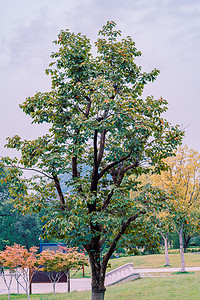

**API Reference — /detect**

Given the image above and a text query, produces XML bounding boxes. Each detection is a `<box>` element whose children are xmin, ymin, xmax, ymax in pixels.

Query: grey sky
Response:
<box><xmin>0</xmin><ymin>0</ymin><xmax>200</xmax><ymax>158</ymax></box>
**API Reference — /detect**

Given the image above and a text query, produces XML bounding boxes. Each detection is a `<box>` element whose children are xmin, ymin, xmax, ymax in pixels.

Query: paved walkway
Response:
<box><xmin>134</xmin><ymin>266</ymin><xmax>200</xmax><ymax>278</ymax></box>
<box><xmin>1</xmin><ymin>267</ymin><xmax>200</xmax><ymax>294</ymax></box>
<box><xmin>0</xmin><ymin>276</ymin><xmax>91</xmax><ymax>294</ymax></box>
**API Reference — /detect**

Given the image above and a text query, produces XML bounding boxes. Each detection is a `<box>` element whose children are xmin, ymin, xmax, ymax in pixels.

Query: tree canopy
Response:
<box><xmin>151</xmin><ymin>145</ymin><xmax>200</xmax><ymax>271</ymax></box>
<box><xmin>0</xmin><ymin>166</ymin><xmax>43</xmax><ymax>250</ymax></box>
<box><xmin>2</xmin><ymin>21</ymin><xmax>184</xmax><ymax>299</ymax></box>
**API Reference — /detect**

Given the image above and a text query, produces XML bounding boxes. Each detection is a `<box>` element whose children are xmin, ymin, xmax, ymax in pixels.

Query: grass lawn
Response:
<box><xmin>71</xmin><ymin>252</ymin><xmax>200</xmax><ymax>278</ymax></box>
<box><xmin>0</xmin><ymin>273</ymin><xmax>200</xmax><ymax>299</ymax></box>
<box><xmin>107</xmin><ymin>252</ymin><xmax>200</xmax><ymax>271</ymax></box>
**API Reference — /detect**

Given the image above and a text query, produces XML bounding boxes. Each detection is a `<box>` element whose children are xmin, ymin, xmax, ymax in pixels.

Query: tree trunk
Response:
<box><xmin>92</xmin><ymin>287</ymin><xmax>105</xmax><ymax>300</ymax></box>
<box><xmin>169</xmin><ymin>237</ymin><xmax>172</xmax><ymax>249</ymax></box>
<box><xmin>90</xmin><ymin>264</ymin><xmax>106</xmax><ymax>300</ymax></box>
<box><xmin>183</xmin><ymin>231</ymin><xmax>191</xmax><ymax>253</ymax></box>
<box><xmin>53</xmin><ymin>282</ymin><xmax>56</xmax><ymax>296</ymax></box>
<box><xmin>17</xmin><ymin>280</ymin><xmax>19</xmax><ymax>295</ymax></box>
<box><xmin>161</xmin><ymin>232</ymin><xmax>170</xmax><ymax>266</ymax></box>
<box><xmin>89</xmin><ymin>251</ymin><xmax>106</xmax><ymax>300</ymax></box>
<box><xmin>177</xmin><ymin>226</ymin><xmax>185</xmax><ymax>272</ymax></box>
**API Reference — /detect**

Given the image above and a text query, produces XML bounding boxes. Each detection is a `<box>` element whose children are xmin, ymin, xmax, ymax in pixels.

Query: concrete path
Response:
<box><xmin>1</xmin><ymin>267</ymin><xmax>200</xmax><ymax>294</ymax></box>
<box><xmin>134</xmin><ymin>266</ymin><xmax>200</xmax><ymax>278</ymax></box>
<box><xmin>0</xmin><ymin>277</ymin><xmax>91</xmax><ymax>294</ymax></box>
<box><xmin>135</xmin><ymin>266</ymin><xmax>200</xmax><ymax>272</ymax></box>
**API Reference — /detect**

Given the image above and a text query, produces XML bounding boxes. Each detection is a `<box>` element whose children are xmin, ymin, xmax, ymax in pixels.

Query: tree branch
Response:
<box><xmin>116</xmin><ymin>161</ymin><xmax>139</xmax><ymax>185</ymax></box>
<box><xmin>94</xmin><ymin>130</ymin><xmax>98</xmax><ymax>169</ymax></box>
<box><xmin>72</xmin><ymin>156</ymin><xmax>78</xmax><ymax>178</ymax></box>
<box><xmin>101</xmin><ymin>160</ymin><xmax>139</xmax><ymax>211</ymax></box>
<box><xmin>101</xmin><ymin>190</ymin><xmax>114</xmax><ymax>211</ymax></box>
<box><xmin>84</xmin><ymin>96</ymin><xmax>91</xmax><ymax>118</ymax></box>
<box><xmin>3</xmin><ymin>164</ymin><xmax>53</xmax><ymax>180</ymax></box>
<box><xmin>90</xmin><ymin>130</ymin><xmax>98</xmax><ymax>193</ymax></box>
<box><xmin>52</xmin><ymin>173</ymin><xmax>68</xmax><ymax>211</ymax></box>
<box><xmin>72</xmin><ymin>128</ymin><xmax>80</xmax><ymax>179</ymax></box>
<box><xmin>101</xmin><ymin>209</ymin><xmax>146</xmax><ymax>270</ymax></box>
<box><xmin>97</xmin><ymin>129</ymin><xmax>107</xmax><ymax>166</ymax></box>
<box><xmin>98</xmin><ymin>152</ymin><xmax>132</xmax><ymax>180</ymax></box>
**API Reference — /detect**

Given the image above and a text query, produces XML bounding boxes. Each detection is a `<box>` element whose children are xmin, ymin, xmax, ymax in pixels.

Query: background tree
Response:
<box><xmin>0</xmin><ymin>255</ymin><xmax>13</xmax><ymax>300</ymax></box>
<box><xmin>125</xmin><ymin>214</ymin><xmax>161</xmax><ymax>256</ymax></box>
<box><xmin>2</xmin><ymin>21</ymin><xmax>183</xmax><ymax>300</ymax></box>
<box><xmin>0</xmin><ymin>244</ymin><xmax>38</xmax><ymax>300</ymax></box>
<box><xmin>37</xmin><ymin>246</ymin><xmax>87</xmax><ymax>295</ymax></box>
<box><xmin>155</xmin><ymin>211</ymin><xmax>175</xmax><ymax>266</ymax></box>
<box><xmin>0</xmin><ymin>166</ymin><xmax>43</xmax><ymax>250</ymax></box>
<box><xmin>151</xmin><ymin>145</ymin><xmax>200</xmax><ymax>272</ymax></box>
<box><xmin>182</xmin><ymin>209</ymin><xmax>200</xmax><ymax>252</ymax></box>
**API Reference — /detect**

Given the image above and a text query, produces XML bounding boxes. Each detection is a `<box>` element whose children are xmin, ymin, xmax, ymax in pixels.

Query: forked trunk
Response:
<box><xmin>177</xmin><ymin>226</ymin><xmax>185</xmax><ymax>272</ymax></box>
<box><xmin>161</xmin><ymin>232</ymin><xmax>170</xmax><ymax>266</ymax></box>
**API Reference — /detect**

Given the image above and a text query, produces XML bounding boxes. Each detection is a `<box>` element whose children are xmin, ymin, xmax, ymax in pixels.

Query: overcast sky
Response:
<box><xmin>0</xmin><ymin>0</ymin><xmax>200</xmax><ymax>158</ymax></box>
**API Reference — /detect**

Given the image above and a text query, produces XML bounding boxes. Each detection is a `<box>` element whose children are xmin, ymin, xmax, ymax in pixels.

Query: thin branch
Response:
<box><xmin>98</xmin><ymin>152</ymin><xmax>132</xmax><ymax>179</ymax></box>
<box><xmin>52</xmin><ymin>173</ymin><xmax>68</xmax><ymax>211</ymax></box>
<box><xmin>101</xmin><ymin>189</ymin><xmax>114</xmax><ymax>211</ymax></box>
<box><xmin>3</xmin><ymin>164</ymin><xmax>53</xmax><ymax>180</ymax></box>
<box><xmin>101</xmin><ymin>160</ymin><xmax>139</xmax><ymax>211</ymax></box>
<box><xmin>90</xmin><ymin>130</ymin><xmax>98</xmax><ymax>193</ymax></box>
<box><xmin>74</xmin><ymin>104</ymin><xmax>86</xmax><ymax>116</ymax></box>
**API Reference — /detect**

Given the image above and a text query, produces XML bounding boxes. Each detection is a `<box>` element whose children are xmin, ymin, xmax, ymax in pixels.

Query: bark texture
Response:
<box><xmin>161</xmin><ymin>232</ymin><xmax>170</xmax><ymax>266</ymax></box>
<box><xmin>177</xmin><ymin>226</ymin><xmax>186</xmax><ymax>272</ymax></box>
<box><xmin>90</xmin><ymin>256</ymin><xmax>106</xmax><ymax>300</ymax></box>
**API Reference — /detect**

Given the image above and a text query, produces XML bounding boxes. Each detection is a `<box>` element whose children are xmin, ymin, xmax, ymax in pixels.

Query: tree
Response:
<box><xmin>0</xmin><ymin>191</ymin><xmax>42</xmax><ymax>251</ymax></box>
<box><xmin>182</xmin><ymin>209</ymin><xmax>200</xmax><ymax>252</ymax></box>
<box><xmin>37</xmin><ymin>246</ymin><xmax>87</xmax><ymax>296</ymax></box>
<box><xmin>0</xmin><ymin>201</ymin><xmax>43</xmax><ymax>250</ymax></box>
<box><xmin>156</xmin><ymin>211</ymin><xmax>174</xmax><ymax>266</ymax></box>
<box><xmin>151</xmin><ymin>145</ymin><xmax>200</xmax><ymax>272</ymax></box>
<box><xmin>0</xmin><ymin>165</ymin><xmax>43</xmax><ymax>250</ymax></box>
<box><xmin>125</xmin><ymin>215</ymin><xmax>161</xmax><ymax>255</ymax></box>
<box><xmin>0</xmin><ymin>255</ymin><xmax>13</xmax><ymax>300</ymax></box>
<box><xmin>0</xmin><ymin>244</ymin><xmax>38</xmax><ymax>300</ymax></box>
<box><xmin>2</xmin><ymin>21</ymin><xmax>183</xmax><ymax>299</ymax></box>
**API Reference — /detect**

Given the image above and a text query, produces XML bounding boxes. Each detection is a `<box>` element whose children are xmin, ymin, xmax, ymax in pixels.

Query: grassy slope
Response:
<box><xmin>106</xmin><ymin>252</ymin><xmax>200</xmax><ymax>271</ymax></box>
<box><xmin>72</xmin><ymin>252</ymin><xmax>200</xmax><ymax>278</ymax></box>
<box><xmin>1</xmin><ymin>274</ymin><xmax>200</xmax><ymax>299</ymax></box>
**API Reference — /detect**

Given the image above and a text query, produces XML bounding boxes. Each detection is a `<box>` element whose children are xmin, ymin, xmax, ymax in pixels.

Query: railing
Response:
<box><xmin>105</xmin><ymin>263</ymin><xmax>133</xmax><ymax>278</ymax></box>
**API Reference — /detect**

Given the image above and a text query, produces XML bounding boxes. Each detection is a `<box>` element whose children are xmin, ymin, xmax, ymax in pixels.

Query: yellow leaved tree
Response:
<box><xmin>151</xmin><ymin>145</ymin><xmax>200</xmax><ymax>272</ymax></box>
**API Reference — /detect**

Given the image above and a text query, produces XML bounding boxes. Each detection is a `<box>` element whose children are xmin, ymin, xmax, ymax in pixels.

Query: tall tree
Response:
<box><xmin>0</xmin><ymin>166</ymin><xmax>43</xmax><ymax>250</ymax></box>
<box><xmin>151</xmin><ymin>145</ymin><xmax>200</xmax><ymax>272</ymax></box>
<box><xmin>156</xmin><ymin>212</ymin><xmax>174</xmax><ymax>266</ymax></box>
<box><xmin>2</xmin><ymin>22</ymin><xmax>183</xmax><ymax>299</ymax></box>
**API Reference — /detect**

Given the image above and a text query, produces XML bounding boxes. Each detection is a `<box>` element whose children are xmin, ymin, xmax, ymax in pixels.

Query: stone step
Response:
<box><xmin>104</xmin><ymin>263</ymin><xmax>140</xmax><ymax>287</ymax></box>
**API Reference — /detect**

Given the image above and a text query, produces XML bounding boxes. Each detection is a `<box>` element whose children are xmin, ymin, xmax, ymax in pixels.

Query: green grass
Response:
<box><xmin>65</xmin><ymin>252</ymin><xmax>200</xmax><ymax>278</ymax></box>
<box><xmin>105</xmin><ymin>274</ymin><xmax>200</xmax><ymax>299</ymax></box>
<box><xmin>172</xmin><ymin>271</ymin><xmax>195</xmax><ymax>275</ymax></box>
<box><xmin>106</xmin><ymin>252</ymin><xmax>200</xmax><ymax>271</ymax></box>
<box><xmin>1</xmin><ymin>273</ymin><xmax>200</xmax><ymax>299</ymax></box>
